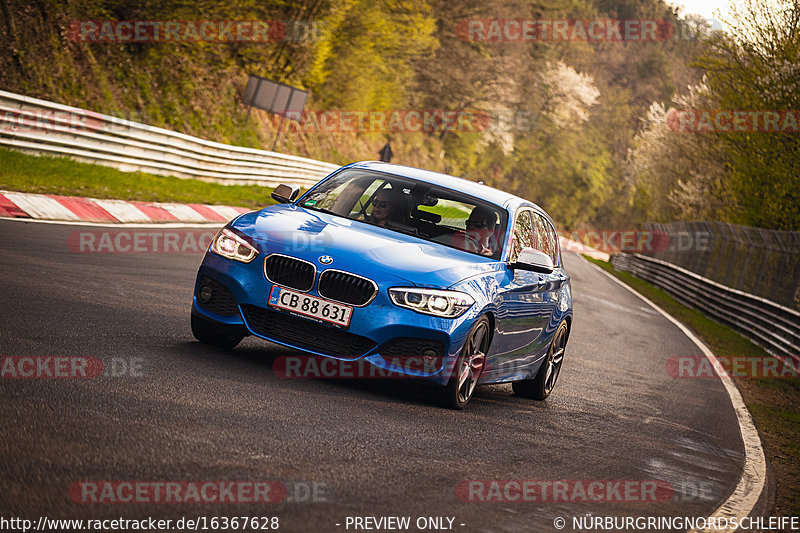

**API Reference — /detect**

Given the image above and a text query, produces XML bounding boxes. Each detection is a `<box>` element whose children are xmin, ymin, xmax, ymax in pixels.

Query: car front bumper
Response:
<box><xmin>192</xmin><ymin>252</ymin><xmax>483</xmax><ymax>386</ymax></box>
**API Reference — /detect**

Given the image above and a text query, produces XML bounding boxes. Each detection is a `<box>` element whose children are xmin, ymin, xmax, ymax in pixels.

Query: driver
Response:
<box><xmin>464</xmin><ymin>206</ymin><xmax>498</xmax><ymax>256</ymax></box>
<box><xmin>368</xmin><ymin>187</ymin><xmax>406</xmax><ymax>228</ymax></box>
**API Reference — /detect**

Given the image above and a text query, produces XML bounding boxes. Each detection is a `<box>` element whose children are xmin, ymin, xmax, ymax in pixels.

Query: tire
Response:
<box><xmin>512</xmin><ymin>320</ymin><xmax>568</xmax><ymax>400</ymax></box>
<box><xmin>191</xmin><ymin>311</ymin><xmax>245</xmax><ymax>349</ymax></box>
<box><xmin>441</xmin><ymin>316</ymin><xmax>491</xmax><ymax>410</ymax></box>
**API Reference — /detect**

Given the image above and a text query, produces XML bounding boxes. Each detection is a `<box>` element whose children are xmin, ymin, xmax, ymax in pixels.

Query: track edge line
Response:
<box><xmin>582</xmin><ymin>256</ymin><xmax>767</xmax><ymax>533</ymax></box>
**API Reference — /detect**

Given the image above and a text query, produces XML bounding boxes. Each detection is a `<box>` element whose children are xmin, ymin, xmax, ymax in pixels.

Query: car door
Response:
<box><xmin>487</xmin><ymin>208</ymin><xmax>555</xmax><ymax>379</ymax></box>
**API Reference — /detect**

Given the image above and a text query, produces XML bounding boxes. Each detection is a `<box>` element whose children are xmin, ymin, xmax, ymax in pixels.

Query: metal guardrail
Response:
<box><xmin>643</xmin><ymin>221</ymin><xmax>800</xmax><ymax>311</ymax></box>
<box><xmin>0</xmin><ymin>89</ymin><xmax>340</xmax><ymax>187</ymax></box>
<box><xmin>611</xmin><ymin>253</ymin><xmax>800</xmax><ymax>363</ymax></box>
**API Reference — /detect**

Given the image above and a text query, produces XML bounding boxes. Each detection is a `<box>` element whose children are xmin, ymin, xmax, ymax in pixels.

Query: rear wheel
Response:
<box><xmin>512</xmin><ymin>320</ymin><xmax>568</xmax><ymax>400</ymax></box>
<box><xmin>191</xmin><ymin>311</ymin><xmax>245</xmax><ymax>349</ymax></box>
<box><xmin>441</xmin><ymin>317</ymin><xmax>490</xmax><ymax>410</ymax></box>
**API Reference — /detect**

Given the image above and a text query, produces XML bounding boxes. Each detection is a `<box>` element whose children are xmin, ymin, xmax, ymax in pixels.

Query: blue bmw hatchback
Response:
<box><xmin>191</xmin><ymin>161</ymin><xmax>573</xmax><ymax>408</ymax></box>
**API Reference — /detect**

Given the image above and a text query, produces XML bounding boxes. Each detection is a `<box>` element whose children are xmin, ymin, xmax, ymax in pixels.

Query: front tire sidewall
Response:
<box><xmin>442</xmin><ymin>316</ymin><xmax>490</xmax><ymax>410</ymax></box>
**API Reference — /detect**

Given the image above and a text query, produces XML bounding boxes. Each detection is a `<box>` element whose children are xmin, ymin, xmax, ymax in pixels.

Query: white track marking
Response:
<box><xmin>205</xmin><ymin>205</ymin><xmax>242</xmax><ymax>221</ymax></box>
<box><xmin>0</xmin><ymin>216</ymin><xmax>223</xmax><ymax>228</ymax></box>
<box><xmin>2</xmin><ymin>192</ymin><xmax>81</xmax><ymax>221</ymax></box>
<box><xmin>158</xmin><ymin>203</ymin><xmax>209</xmax><ymax>223</ymax></box>
<box><xmin>584</xmin><ymin>257</ymin><xmax>766</xmax><ymax>533</ymax></box>
<box><xmin>90</xmin><ymin>199</ymin><xmax>152</xmax><ymax>223</ymax></box>
<box><xmin>0</xmin><ymin>190</ymin><xmax>246</xmax><ymax>225</ymax></box>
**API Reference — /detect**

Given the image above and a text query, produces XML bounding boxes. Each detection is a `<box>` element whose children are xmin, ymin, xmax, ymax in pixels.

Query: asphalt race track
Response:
<box><xmin>0</xmin><ymin>219</ymin><xmax>757</xmax><ymax>532</ymax></box>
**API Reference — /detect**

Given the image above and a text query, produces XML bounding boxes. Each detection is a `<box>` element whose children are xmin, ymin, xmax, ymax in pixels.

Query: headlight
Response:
<box><xmin>388</xmin><ymin>288</ymin><xmax>474</xmax><ymax>318</ymax></box>
<box><xmin>210</xmin><ymin>228</ymin><xmax>258</xmax><ymax>263</ymax></box>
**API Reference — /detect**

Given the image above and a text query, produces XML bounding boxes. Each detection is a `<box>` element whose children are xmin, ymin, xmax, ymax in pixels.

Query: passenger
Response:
<box><xmin>368</xmin><ymin>187</ymin><xmax>406</xmax><ymax>228</ymax></box>
<box><xmin>464</xmin><ymin>206</ymin><xmax>498</xmax><ymax>256</ymax></box>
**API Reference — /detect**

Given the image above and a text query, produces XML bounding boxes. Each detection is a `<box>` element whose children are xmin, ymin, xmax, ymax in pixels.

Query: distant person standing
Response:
<box><xmin>379</xmin><ymin>141</ymin><xmax>393</xmax><ymax>163</ymax></box>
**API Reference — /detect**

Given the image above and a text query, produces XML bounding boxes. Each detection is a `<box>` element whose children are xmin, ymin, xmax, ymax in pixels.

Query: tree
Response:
<box><xmin>304</xmin><ymin>0</ymin><xmax>437</xmax><ymax>111</ymax></box>
<box><xmin>694</xmin><ymin>0</ymin><xmax>800</xmax><ymax>229</ymax></box>
<box><xmin>628</xmin><ymin>85</ymin><xmax>732</xmax><ymax>222</ymax></box>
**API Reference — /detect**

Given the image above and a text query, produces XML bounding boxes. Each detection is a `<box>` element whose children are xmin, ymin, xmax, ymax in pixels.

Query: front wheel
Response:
<box><xmin>512</xmin><ymin>320</ymin><xmax>568</xmax><ymax>400</ymax></box>
<box><xmin>191</xmin><ymin>311</ymin><xmax>245</xmax><ymax>349</ymax></box>
<box><xmin>441</xmin><ymin>317</ymin><xmax>490</xmax><ymax>410</ymax></box>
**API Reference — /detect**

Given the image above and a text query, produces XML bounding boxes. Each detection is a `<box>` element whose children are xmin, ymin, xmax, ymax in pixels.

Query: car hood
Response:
<box><xmin>234</xmin><ymin>205</ymin><xmax>502</xmax><ymax>287</ymax></box>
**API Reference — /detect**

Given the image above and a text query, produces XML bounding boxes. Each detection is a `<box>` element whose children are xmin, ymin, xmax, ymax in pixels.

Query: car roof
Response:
<box><xmin>342</xmin><ymin>161</ymin><xmax>536</xmax><ymax>213</ymax></box>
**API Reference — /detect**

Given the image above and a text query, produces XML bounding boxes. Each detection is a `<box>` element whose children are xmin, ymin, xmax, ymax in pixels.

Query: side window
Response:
<box><xmin>533</xmin><ymin>213</ymin><xmax>559</xmax><ymax>266</ymax></box>
<box><xmin>510</xmin><ymin>210</ymin><xmax>534</xmax><ymax>263</ymax></box>
<box><xmin>547</xmin><ymin>220</ymin><xmax>560</xmax><ymax>266</ymax></box>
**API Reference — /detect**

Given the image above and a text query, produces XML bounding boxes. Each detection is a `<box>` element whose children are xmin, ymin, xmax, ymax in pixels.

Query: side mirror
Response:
<box><xmin>510</xmin><ymin>247</ymin><xmax>554</xmax><ymax>274</ymax></box>
<box><xmin>271</xmin><ymin>184</ymin><xmax>300</xmax><ymax>203</ymax></box>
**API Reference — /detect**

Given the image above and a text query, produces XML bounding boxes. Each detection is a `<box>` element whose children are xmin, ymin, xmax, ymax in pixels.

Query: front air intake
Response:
<box><xmin>264</xmin><ymin>254</ymin><xmax>316</xmax><ymax>292</ymax></box>
<box><xmin>317</xmin><ymin>270</ymin><xmax>378</xmax><ymax>307</ymax></box>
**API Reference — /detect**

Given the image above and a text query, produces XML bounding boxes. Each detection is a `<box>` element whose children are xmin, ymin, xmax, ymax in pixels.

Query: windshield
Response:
<box><xmin>297</xmin><ymin>170</ymin><xmax>508</xmax><ymax>259</ymax></box>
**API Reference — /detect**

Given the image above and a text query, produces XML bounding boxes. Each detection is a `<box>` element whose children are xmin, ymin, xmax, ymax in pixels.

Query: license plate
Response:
<box><xmin>268</xmin><ymin>286</ymin><xmax>353</xmax><ymax>327</ymax></box>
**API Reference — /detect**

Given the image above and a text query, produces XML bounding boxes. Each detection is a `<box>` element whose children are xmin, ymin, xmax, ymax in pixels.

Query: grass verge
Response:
<box><xmin>585</xmin><ymin>255</ymin><xmax>800</xmax><ymax>516</ymax></box>
<box><xmin>0</xmin><ymin>147</ymin><xmax>278</xmax><ymax>209</ymax></box>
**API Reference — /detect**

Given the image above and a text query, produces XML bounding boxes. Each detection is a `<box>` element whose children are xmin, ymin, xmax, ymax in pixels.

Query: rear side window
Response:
<box><xmin>546</xmin><ymin>218</ymin><xmax>560</xmax><ymax>266</ymax></box>
<box><xmin>533</xmin><ymin>213</ymin><xmax>558</xmax><ymax>265</ymax></box>
<box><xmin>533</xmin><ymin>213</ymin><xmax>555</xmax><ymax>264</ymax></box>
<box><xmin>510</xmin><ymin>210</ymin><xmax>534</xmax><ymax>263</ymax></box>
